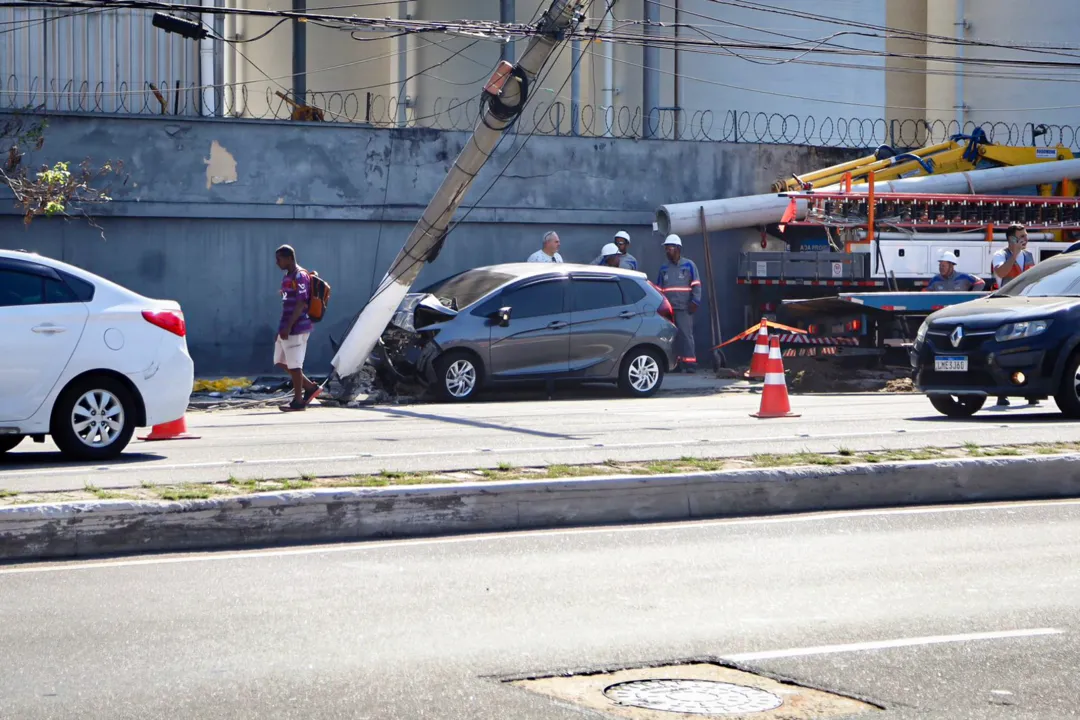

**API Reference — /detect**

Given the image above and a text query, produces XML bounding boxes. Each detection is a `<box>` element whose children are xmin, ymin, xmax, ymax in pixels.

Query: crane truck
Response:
<box><xmin>655</xmin><ymin>131</ymin><xmax>1080</xmax><ymax>365</ymax></box>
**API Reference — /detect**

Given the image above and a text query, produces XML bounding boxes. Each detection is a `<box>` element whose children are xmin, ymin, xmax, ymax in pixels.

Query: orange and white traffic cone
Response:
<box><xmin>744</xmin><ymin>319</ymin><xmax>770</xmax><ymax>380</ymax></box>
<box><xmin>138</xmin><ymin>415</ymin><xmax>200</xmax><ymax>441</ymax></box>
<box><xmin>750</xmin><ymin>337</ymin><xmax>800</xmax><ymax>419</ymax></box>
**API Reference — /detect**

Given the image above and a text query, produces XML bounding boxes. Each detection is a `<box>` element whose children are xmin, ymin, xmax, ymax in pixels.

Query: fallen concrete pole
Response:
<box><xmin>3</xmin><ymin>454</ymin><xmax>1080</xmax><ymax>561</ymax></box>
<box><xmin>656</xmin><ymin>157</ymin><xmax>1080</xmax><ymax>237</ymax></box>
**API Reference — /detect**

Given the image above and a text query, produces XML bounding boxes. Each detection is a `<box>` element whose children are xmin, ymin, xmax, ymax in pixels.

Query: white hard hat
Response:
<box><xmin>601</xmin><ymin>242</ymin><xmax>620</xmax><ymax>257</ymax></box>
<box><xmin>939</xmin><ymin>251</ymin><xmax>958</xmax><ymax>264</ymax></box>
<box><xmin>663</xmin><ymin>234</ymin><xmax>682</xmax><ymax>247</ymax></box>
<box><xmin>614</xmin><ymin>230</ymin><xmax>630</xmax><ymax>242</ymax></box>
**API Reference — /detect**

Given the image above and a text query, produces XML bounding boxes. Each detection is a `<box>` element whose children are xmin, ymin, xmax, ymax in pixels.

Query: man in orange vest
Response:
<box><xmin>991</xmin><ymin>223</ymin><xmax>1039</xmax><ymax>408</ymax></box>
<box><xmin>992</xmin><ymin>223</ymin><xmax>1034</xmax><ymax>290</ymax></box>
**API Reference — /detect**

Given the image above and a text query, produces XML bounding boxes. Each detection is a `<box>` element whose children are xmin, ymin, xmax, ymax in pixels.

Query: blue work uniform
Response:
<box><xmin>926</xmin><ymin>271</ymin><xmax>984</xmax><ymax>292</ymax></box>
<box><xmin>656</xmin><ymin>257</ymin><xmax>702</xmax><ymax>367</ymax></box>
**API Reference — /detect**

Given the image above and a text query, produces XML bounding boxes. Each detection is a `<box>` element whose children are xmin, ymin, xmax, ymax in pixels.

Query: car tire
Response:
<box><xmin>51</xmin><ymin>376</ymin><xmax>137</xmax><ymax>460</ymax></box>
<box><xmin>1054</xmin><ymin>351</ymin><xmax>1080</xmax><ymax>418</ymax></box>
<box><xmin>434</xmin><ymin>351</ymin><xmax>482</xmax><ymax>403</ymax></box>
<box><xmin>619</xmin><ymin>347</ymin><xmax>665</xmax><ymax>398</ymax></box>
<box><xmin>928</xmin><ymin>394</ymin><xmax>986</xmax><ymax>418</ymax></box>
<box><xmin>0</xmin><ymin>435</ymin><xmax>24</xmax><ymax>454</ymax></box>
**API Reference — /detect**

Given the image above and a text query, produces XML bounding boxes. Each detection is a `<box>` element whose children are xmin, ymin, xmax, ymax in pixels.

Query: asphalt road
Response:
<box><xmin>3</xmin><ymin>387</ymin><xmax>1080</xmax><ymax>493</ymax></box>
<box><xmin>1</xmin><ymin>500</ymin><xmax>1078</xmax><ymax>719</ymax></box>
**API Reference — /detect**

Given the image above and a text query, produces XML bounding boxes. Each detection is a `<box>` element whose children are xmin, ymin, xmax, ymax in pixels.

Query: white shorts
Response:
<box><xmin>274</xmin><ymin>332</ymin><xmax>310</xmax><ymax>370</ymax></box>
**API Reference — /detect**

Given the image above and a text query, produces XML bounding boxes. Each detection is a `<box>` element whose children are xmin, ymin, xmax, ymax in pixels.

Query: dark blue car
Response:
<box><xmin>911</xmin><ymin>253</ymin><xmax>1080</xmax><ymax>417</ymax></box>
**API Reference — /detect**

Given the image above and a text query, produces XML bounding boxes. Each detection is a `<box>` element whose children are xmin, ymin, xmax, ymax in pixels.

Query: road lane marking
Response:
<box><xmin>724</xmin><ymin>628</ymin><xmax>1064</xmax><ymax>662</ymax></box>
<box><xmin>2</xmin><ymin>498</ymin><xmax>1079</xmax><ymax>575</ymax></box>
<box><xmin>10</xmin><ymin>423</ymin><xmax>1079</xmax><ymax>481</ymax></box>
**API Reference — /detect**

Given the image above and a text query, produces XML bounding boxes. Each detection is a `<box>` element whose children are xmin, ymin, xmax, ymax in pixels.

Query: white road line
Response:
<box><xmin>2</xmin><ymin>498</ymin><xmax>1079</xmax><ymax>575</ymax></box>
<box><xmin>724</xmin><ymin>628</ymin><xmax>1064</xmax><ymax>662</ymax></box>
<box><xmin>11</xmin><ymin>423</ymin><xmax>1069</xmax><ymax>480</ymax></box>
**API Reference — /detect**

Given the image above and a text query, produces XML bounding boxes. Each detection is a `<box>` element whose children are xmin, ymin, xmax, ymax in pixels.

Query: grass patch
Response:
<box><xmin>378</xmin><ymin>469</ymin><xmax>406</xmax><ymax>480</ymax></box>
<box><xmin>278</xmin><ymin>479</ymin><xmax>314</xmax><ymax>490</ymax></box>
<box><xmin>644</xmin><ymin>460</ymin><xmax>685</xmax><ymax>474</ymax></box>
<box><xmin>496</xmin><ymin>462</ymin><xmax>515</xmax><ymax>472</ymax></box>
<box><xmin>154</xmin><ymin>484</ymin><xmax>227</xmax><ymax>501</ymax></box>
<box><xmin>0</xmin><ymin>489</ymin><xmax>18</xmax><ymax>498</ymax></box>
<box><xmin>837</xmin><ymin>447</ymin><xmax>855</xmax><ymax>457</ymax></box>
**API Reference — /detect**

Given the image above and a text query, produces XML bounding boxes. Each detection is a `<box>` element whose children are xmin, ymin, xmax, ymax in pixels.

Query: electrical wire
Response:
<box><xmin>601</xmin><ymin>51</ymin><xmax>1080</xmax><ymax>113</ymax></box>
<box><xmin>364</xmin><ymin>0</ymin><xmax>605</xmax><ymax>309</ymax></box>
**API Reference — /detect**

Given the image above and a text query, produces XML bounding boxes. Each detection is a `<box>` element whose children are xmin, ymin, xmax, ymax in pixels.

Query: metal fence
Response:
<box><xmin>3</xmin><ymin>75</ymin><xmax>1079</xmax><ymax>150</ymax></box>
<box><xmin>0</xmin><ymin>4</ymin><xmax>202</xmax><ymax>116</ymax></box>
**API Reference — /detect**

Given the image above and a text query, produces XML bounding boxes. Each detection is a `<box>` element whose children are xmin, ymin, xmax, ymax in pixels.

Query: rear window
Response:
<box><xmin>58</xmin><ymin>271</ymin><xmax>96</xmax><ymax>302</ymax></box>
<box><xmin>619</xmin><ymin>278</ymin><xmax>646</xmax><ymax>304</ymax></box>
<box><xmin>572</xmin><ymin>278</ymin><xmax>624</xmax><ymax>312</ymax></box>
<box><xmin>420</xmin><ymin>269</ymin><xmax>515</xmax><ymax>310</ymax></box>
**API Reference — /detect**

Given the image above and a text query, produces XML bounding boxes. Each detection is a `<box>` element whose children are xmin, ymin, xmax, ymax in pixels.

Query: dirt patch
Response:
<box><xmin>777</xmin><ymin>357</ymin><xmax>913</xmax><ymax>394</ymax></box>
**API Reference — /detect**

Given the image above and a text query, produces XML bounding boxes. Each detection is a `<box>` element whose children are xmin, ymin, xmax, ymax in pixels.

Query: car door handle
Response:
<box><xmin>32</xmin><ymin>324</ymin><xmax>66</xmax><ymax>334</ymax></box>
<box><xmin>619</xmin><ymin>311</ymin><xmax>636</xmax><ymax>319</ymax></box>
<box><xmin>546</xmin><ymin>321</ymin><xmax>568</xmax><ymax>330</ymax></box>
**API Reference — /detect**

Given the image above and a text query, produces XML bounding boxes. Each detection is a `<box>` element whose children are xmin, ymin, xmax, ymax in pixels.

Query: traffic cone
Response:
<box><xmin>750</xmin><ymin>337</ymin><xmax>800</xmax><ymax>419</ymax></box>
<box><xmin>138</xmin><ymin>415</ymin><xmax>200</xmax><ymax>441</ymax></box>
<box><xmin>744</xmin><ymin>319</ymin><xmax>770</xmax><ymax>380</ymax></box>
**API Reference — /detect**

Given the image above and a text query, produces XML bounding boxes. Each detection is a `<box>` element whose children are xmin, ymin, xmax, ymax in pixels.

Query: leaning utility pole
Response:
<box><xmin>330</xmin><ymin>0</ymin><xmax>583</xmax><ymax>382</ymax></box>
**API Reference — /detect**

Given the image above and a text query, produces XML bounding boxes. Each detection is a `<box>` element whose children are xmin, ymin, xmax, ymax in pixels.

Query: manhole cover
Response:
<box><xmin>605</xmin><ymin>679</ymin><xmax>783</xmax><ymax>715</ymax></box>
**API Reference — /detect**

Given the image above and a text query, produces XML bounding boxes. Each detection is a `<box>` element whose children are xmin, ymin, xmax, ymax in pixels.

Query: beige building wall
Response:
<box><xmin>884</xmin><ymin>0</ymin><xmax>928</xmax><ymax>143</ymax></box>
<box><xmin>924</xmin><ymin>0</ymin><xmax>960</xmax><ymax>130</ymax></box>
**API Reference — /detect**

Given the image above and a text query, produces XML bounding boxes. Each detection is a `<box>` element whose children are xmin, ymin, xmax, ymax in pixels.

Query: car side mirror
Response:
<box><xmin>493</xmin><ymin>307</ymin><xmax>512</xmax><ymax>327</ymax></box>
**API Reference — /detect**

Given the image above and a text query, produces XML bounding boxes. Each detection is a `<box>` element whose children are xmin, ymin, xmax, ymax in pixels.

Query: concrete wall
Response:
<box><xmin>0</xmin><ymin>112</ymin><xmax>857</xmax><ymax>374</ymax></box>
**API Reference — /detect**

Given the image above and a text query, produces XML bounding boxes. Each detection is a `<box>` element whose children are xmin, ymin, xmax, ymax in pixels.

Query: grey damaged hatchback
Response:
<box><xmin>376</xmin><ymin>263</ymin><xmax>679</xmax><ymax>401</ymax></box>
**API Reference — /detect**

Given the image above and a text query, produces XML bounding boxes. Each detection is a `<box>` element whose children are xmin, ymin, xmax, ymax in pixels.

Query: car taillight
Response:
<box><xmin>649</xmin><ymin>281</ymin><xmax>676</xmax><ymax>324</ymax></box>
<box><xmin>143</xmin><ymin>310</ymin><xmax>186</xmax><ymax>337</ymax></box>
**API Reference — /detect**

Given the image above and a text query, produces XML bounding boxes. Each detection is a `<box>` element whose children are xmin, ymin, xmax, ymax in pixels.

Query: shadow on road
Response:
<box><xmin>369</xmin><ymin>406</ymin><xmax>582</xmax><ymax>440</ymax></box>
<box><xmin>0</xmin><ymin>451</ymin><xmax>165</xmax><ymax>471</ymax></box>
<box><xmin>905</xmin><ymin>410</ymin><xmax>1075</xmax><ymax>424</ymax></box>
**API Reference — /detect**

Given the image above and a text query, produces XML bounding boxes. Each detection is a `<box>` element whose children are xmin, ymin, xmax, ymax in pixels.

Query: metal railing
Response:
<box><xmin>3</xmin><ymin>75</ymin><xmax>1078</xmax><ymax>150</ymax></box>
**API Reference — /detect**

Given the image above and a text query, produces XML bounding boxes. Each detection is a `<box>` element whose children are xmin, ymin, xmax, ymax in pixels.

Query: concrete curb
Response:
<box><xmin>3</xmin><ymin>454</ymin><xmax>1080</xmax><ymax>561</ymax></box>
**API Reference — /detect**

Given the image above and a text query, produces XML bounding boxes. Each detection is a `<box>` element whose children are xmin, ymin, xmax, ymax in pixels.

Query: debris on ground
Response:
<box><xmin>766</xmin><ymin>357</ymin><xmax>914</xmax><ymax>394</ymax></box>
<box><xmin>316</xmin><ymin>365</ymin><xmax>425</xmax><ymax>407</ymax></box>
<box><xmin>883</xmin><ymin>377</ymin><xmax>916</xmax><ymax>393</ymax></box>
<box><xmin>192</xmin><ymin>377</ymin><xmax>252</xmax><ymax>393</ymax></box>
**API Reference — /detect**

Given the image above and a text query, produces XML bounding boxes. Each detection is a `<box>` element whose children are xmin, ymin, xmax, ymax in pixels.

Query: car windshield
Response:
<box><xmin>994</xmin><ymin>256</ymin><xmax>1080</xmax><ymax>297</ymax></box>
<box><xmin>418</xmin><ymin>269</ymin><xmax>515</xmax><ymax>310</ymax></box>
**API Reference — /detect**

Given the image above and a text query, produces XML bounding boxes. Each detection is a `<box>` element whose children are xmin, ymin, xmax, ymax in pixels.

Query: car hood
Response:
<box><xmin>927</xmin><ymin>295</ymin><xmax>1076</xmax><ymax>329</ymax></box>
<box><xmin>388</xmin><ymin>293</ymin><xmax>458</xmax><ymax>333</ymax></box>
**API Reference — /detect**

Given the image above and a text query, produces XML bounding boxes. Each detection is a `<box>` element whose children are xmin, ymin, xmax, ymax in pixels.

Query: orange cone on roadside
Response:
<box><xmin>750</xmin><ymin>337</ymin><xmax>800</xmax><ymax>419</ymax></box>
<box><xmin>744</xmin><ymin>319</ymin><xmax>770</xmax><ymax>380</ymax></box>
<box><xmin>138</xmin><ymin>415</ymin><xmax>200</xmax><ymax>441</ymax></box>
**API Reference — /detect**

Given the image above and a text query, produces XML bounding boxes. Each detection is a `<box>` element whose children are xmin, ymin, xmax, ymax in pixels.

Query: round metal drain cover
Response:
<box><xmin>604</xmin><ymin>679</ymin><xmax>783</xmax><ymax>715</ymax></box>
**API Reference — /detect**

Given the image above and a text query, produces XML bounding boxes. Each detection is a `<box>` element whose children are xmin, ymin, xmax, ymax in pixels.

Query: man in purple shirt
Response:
<box><xmin>274</xmin><ymin>245</ymin><xmax>319</xmax><ymax>411</ymax></box>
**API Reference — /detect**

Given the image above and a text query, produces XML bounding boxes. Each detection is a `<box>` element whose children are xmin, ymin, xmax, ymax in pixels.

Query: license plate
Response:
<box><xmin>935</xmin><ymin>356</ymin><xmax>968</xmax><ymax>372</ymax></box>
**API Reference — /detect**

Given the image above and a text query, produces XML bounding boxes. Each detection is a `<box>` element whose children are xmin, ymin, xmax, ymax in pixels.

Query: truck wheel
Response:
<box><xmin>0</xmin><ymin>435</ymin><xmax>24</xmax><ymax>454</ymax></box>
<box><xmin>619</xmin><ymin>347</ymin><xmax>665</xmax><ymax>398</ymax></box>
<box><xmin>928</xmin><ymin>394</ymin><xmax>986</xmax><ymax>418</ymax></box>
<box><xmin>434</xmin><ymin>351</ymin><xmax>482</xmax><ymax>402</ymax></box>
<box><xmin>1054</xmin><ymin>351</ymin><xmax>1080</xmax><ymax>418</ymax></box>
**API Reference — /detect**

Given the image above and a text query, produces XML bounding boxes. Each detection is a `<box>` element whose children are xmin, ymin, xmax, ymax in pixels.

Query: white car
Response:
<box><xmin>0</xmin><ymin>250</ymin><xmax>194</xmax><ymax>460</ymax></box>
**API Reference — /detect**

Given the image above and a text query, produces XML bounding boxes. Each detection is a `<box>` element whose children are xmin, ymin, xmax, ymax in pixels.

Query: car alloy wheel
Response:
<box><xmin>628</xmin><ymin>354</ymin><xmax>660</xmax><ymax>393</ymax></box>
<box><xmin>71</xmin><ymin>389</ymin><xmax>126</xmax><ymax>448</ymax></box>
<box><xmin>445</xmin><ymin>359</ymin><xmax>478</xmax><ymax>399</ymax></box>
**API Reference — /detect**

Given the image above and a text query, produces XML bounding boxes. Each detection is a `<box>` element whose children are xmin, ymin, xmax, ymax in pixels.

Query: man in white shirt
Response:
<box><xmin>527</xmin><ymin>231</ymin><xmax>563</xmax><ymax>263</ymax></box>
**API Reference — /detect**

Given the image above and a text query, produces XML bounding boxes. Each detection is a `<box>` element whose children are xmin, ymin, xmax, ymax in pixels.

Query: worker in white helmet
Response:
<box><xmin>594</xmin><ymin>243</ymin><xmax>622</xmax><ymax>268</ymax></box>
<box><xmin>656</xmin><ymin>234</ymin><xmax>702</xmax><ymax>372</ymax></box>
<box><xmin>925</xmin><ymin>251</ymin><xmax>985</xmax><ymax>292</ymax></box>
<box><xmin>591</xmin><ymin>230</ymin><xmax>638</xmax><ymax>269</ymax></box>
